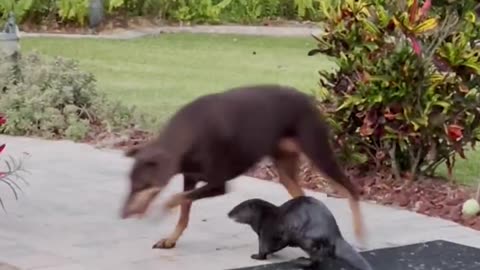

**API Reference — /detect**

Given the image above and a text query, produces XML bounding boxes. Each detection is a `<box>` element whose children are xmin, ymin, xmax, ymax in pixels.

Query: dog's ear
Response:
<box><xmin>133</xmin><ymin>143</ymin><xmax>170</xmax><ymax>164</ymax></box>
<box><xmin>125</xmin><ymin>145</ymin><xmax>143</xmax><ymax>158</ymax></box>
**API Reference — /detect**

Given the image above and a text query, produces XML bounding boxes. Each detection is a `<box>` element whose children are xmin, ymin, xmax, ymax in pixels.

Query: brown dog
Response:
<box><xmin>120</xmin><ymin>84</ymin><xmax>365</xmax><ymax>249</ymax></box>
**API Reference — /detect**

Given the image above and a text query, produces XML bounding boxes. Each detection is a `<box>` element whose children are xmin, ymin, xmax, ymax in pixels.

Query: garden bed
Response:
<box><xmin>247</xmin><ymin>160</ymin><xmax>480</xmax><ymax>231</ymax></box>
<box><xmin>19</xmin><ymin>16</ymin><xmax>318</xmax><ymax>36</ymax></box>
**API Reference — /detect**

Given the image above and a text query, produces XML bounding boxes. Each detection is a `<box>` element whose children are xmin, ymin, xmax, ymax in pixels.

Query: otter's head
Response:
<box><xmin>120</xmin><ymin>143</ymin><xmax>176</xmax><ymax>219</ymax></box>
<box><xmin>227</xmin><ymin>199</ymin><xmax>278</xmax><ymax>225</ymax></box>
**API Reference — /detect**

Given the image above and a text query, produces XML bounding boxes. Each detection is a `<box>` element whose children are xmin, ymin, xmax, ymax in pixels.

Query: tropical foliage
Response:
<box><xmin>0</xmin><ymin>114</ymin><xmax>28</xmax><ymax>211</ymax></box>
<box><xmin>309</xmin><ymin>0</ymin><xmax>480</xmax><ymax>181</ymax></box>
<box><xmin>0</xmin><ymin>0</ymin><xmax>323</xmax><ymax>25</ymax></box>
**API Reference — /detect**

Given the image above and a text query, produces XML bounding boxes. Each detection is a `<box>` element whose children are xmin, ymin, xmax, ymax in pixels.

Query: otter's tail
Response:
<box><xmin>334</xmin><ymin>238</ymin><xmax>373</xmax><ymax>270</ymax></box>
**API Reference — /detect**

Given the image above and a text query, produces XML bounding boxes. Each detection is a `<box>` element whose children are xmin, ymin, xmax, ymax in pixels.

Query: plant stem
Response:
<box><xmin>476</xmin><ymin>179</ymin><xmax>480</xmax><ymax>202</ymax></box>
<box><xmin>389</xmin><ymin>143</ymin><xmax>402</xmax><ymax>182</ymax></box>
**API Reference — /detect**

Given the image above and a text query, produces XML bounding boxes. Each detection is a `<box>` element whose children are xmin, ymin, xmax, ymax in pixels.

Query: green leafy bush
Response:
<box><xmin>218</xmin><ymin>0</ymin><xmax>320</xmax><ymax>23</ymax></box>
<box><xmin>0</xmin><ymin>115</ymin><xmax>29</xmax><ymax>211</ymax></box>
<box><xmin>221</xmin><ymin>0</ymin><xmax>264</xmax><ymax>23</ymax></box>
<box><xmin>0</xmin><ymin>0</ymin><xmax>324</xmax><ymax>27</ymax></box>
<box><xmin>0</xmin><ymin>0</ymin><xmax>123</xmax><ymax>25</ymax></box>
<box><xmin>0</xmin><ymin>0</ymin><xmax>35</xmax><ymax>22</ymax></box>
<box><xmin>309</xmin><ymin>0</ymin><xmax>480</xmax><ymax>181</ymax></box>
<box><xmin>168</xmin><ymin>0</ymin><xmax>233</xmax><ymax>24</ymax></box>
<box><xmin>0</xmin><ymin>52</ymin><xmax>143</xmax><ymax>141</ymax></box>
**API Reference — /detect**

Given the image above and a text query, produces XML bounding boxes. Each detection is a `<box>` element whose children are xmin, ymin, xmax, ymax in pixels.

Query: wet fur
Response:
<box><xmin>228</xmin><ymin>196</ymin><xmax>372</xmax><ymax>270</ymax></box>
<box><xmin>121</xmin><ymin>84</ymin><xmax>365</xmax><ymax>249</ymax></box>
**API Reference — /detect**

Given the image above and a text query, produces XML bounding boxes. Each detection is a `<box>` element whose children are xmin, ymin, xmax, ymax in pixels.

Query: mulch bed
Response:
<box><xmin>246</xmin><ymin>160</ymin><xmax>480</xmax><ymax>231</ymax></box>
<box><xmin>20</xmin><ymin>16</ymin><xmax>164</xmax><ymax>35</ymax></box>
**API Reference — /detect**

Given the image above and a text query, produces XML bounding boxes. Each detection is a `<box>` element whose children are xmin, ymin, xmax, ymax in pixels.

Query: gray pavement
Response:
<box><xmin>0</xmin><ymin>135</ymin><xmax>479</xmax><ymax>270</ymax></box>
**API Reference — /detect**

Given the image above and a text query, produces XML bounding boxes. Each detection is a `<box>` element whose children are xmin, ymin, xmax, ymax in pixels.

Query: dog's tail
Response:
<box><xmin>296</xmin><ymin>108</ymin><xmax>366</xmax><ymax>242</ymax></box>
<box><xmin>335</xmin><ymin>238</ymin><xmax>373</xmax><ymax>270</ymax></box>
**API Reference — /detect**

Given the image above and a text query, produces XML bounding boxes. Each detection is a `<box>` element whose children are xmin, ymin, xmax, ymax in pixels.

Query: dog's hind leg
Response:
<box><xmin>273</xmin><ymin>144</ymin><xmax>305</xmax><ymax>198</ymax></box>
<box><xmin>153</xmin><ymin>174</ymin><xmax>198</xmax><ymax>249</ymax></box>
<box><xmin>296</xmin><ymin>115</ymin><xmax>366</xmax><ymax>242</ymax></box>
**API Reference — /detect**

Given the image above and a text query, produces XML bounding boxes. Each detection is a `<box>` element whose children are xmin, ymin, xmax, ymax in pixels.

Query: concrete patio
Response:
<box><xmin>0</xmin><ymin>135</ymin><xmax>479</xmax><ymax>270</ymax></box>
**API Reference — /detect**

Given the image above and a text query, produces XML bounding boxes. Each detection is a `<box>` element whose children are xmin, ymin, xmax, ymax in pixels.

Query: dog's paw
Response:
<box><xmin>152</xmin><ymin>238</ymin><xmax>176</xmax><ymax>249</ymax></box>
<box><xmin>250</xmin><ymin>254</ymin><xmax>267</xmax><ymax>260</ymax></box>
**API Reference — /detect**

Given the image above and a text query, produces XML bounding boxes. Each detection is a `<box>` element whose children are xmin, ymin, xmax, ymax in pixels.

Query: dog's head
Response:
<box><xmin>120</xmin><ymin>143</ymin><xmax>176</xmax><ymax>219</ymax></box>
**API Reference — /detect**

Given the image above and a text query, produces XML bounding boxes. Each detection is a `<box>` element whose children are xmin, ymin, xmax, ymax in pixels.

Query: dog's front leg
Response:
<box><xmin>153</xmin><ymin>201</ymin><xmax>192</xmax><ymax>249</ymax></box>
<box><xmin>164</xmin><ymin>182</ymin><xmax>226</xmax><ymax>210</ymax></box>
<box><xmin>153</xmin><ymin>174</ymin><xmax>198</xmax><ymax>249</ymax></box>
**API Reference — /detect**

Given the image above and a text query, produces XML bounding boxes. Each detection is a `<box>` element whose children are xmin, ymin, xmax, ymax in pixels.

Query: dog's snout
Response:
<box><xmin>120</xmin><ymin>187</ymin><xmax>162</xmax><ymax>220</ymax></box>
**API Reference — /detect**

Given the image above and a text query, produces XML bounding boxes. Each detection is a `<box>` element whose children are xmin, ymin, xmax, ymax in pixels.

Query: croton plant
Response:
<box><xmin>310</xmin><ymin>0</ymin><xmax>480</xmax><ymax>181</ymax></box>
<box><xmin>0</xmin><ymin>114</ymin><xmax>27</xmax><ymax>210</ymax></box>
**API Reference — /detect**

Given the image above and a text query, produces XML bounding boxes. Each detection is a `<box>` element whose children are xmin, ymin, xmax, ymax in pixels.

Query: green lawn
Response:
<box><xmin>20</xmin><ymin>33</ymin><xmax>334</xmax><ymax>124</ymax></box>
<box><xmin>19</xmin><ymin>33</ymin><xmax>480</xmax><ymax>186</ymax></box>
<box><xmin>435</xmin><ymin>150</ymin><xmax>480</xmax><ymax>186</ymax></box>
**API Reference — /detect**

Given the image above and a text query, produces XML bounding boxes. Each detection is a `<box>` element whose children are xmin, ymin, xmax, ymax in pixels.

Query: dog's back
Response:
<box><xmin>146</xmin><ymin>84</ymin><xmax>364</xmax><ymax>242</ymax></box>
<box><xmin>162</xmin><ymin>84</ymin><xmax>324</xmax><ymax>163</ymax></box>
<box><xmin>122</xmin><ymin>84</ymin><xmax>366</xmax><ymax>251</ymax></box>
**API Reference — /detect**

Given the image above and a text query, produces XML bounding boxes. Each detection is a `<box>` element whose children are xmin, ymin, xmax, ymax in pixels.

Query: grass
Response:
<box><xmin>19</xmin><ymin>33</ymin><xmax>480</xmax><ymax>186</ymax></box>
<box><xmin>20</xmin><ymin>33</ymin><xmax>335</xmax><ymax>124</ymax></box>
<box><xmin>435</xmin><ymin>150</ymin><xmax>480</xmax><ymax>186</ymax></box>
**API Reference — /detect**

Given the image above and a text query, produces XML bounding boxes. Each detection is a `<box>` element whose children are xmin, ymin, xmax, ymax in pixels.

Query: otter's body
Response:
<box><xmin>228</xmin><ymin>196</ymin><xmax>372</xmax><ymax>270</ymax></box>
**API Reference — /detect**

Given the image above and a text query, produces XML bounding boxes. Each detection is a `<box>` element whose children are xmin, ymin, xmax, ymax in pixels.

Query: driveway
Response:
<box><xmin>0</xmin><ymin>135</ymin><xmax>479</xmax><ymax>270</ymax></box>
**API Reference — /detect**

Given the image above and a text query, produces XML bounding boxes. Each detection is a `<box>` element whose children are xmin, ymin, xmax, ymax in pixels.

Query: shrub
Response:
<box><xmin>220</xmin><ymin>0</ymin><xmax>320</xmax><ymax>23</ymax></box>
<box><xmin>0</xmin><ymin>0</ymin><xmax>123</xmax><ymax>25</ymax></box>
<box><xmin>0</xmin><ymin>114</ymin><xmax>29</xmax><ymax>211</ymax></box>
<box><xmin>0</xmin><ymin>51</ymin><xmax>145</xmax><ymax>141</ymax></box>
<box><xmin>309</xmin><ymin>0</ymin><xmax>480</xmax><ymax>181</ymax></box>
<box><xmin>0</xmin><ymin>0</ymin><xmax>324</xmax><ymax>27</ymax></box>
<box><xmin>167</xmin><ymin>0</ymin><xmax>233</xmax><ymax>24</ymax></box>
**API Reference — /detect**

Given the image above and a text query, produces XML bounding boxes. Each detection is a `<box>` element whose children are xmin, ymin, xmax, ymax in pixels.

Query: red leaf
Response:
<box><xmin>384</xmin><ymin>108</ymin><xmax>398</xmax><ymax>120</ymax></box>
<box><xmin>447</xmin><ymin>124</ymin><xmax>464</xmax><ymax>142</ymax></box>
<box><xmin>409</xmin><ymin>36</ymin><xmax>422</xmax><ymax>55</ymax></box>
<box><xmin>359</xmin><ymin>125</ymin><xmax>374</xmax><ymax>136</ymax></box>
<box><xmin>361</xmin><ymin>71</ymin><xmax>371</xmax><ymax>83</ymax></box>
<box><xmin>409</xmin><ymin>0</ymin><xmax>419</xmax><ymax>23</ymax></box>
<box><xmin>459</xmin><ymin>84</ymin><xmax>469</xmax><ymax>93</ymax></box>
<box><xmin>0</xmin><ymin>115</ymin><xmax>6</xmax><ymax>126</ymax></box>
<box><xmin>0</xmin><ymin>144</ymin><xmax>5</xmax><ymax>155</ymax></box>
<box><xmin>419</xmin><ymin>0</ymin><xmax>432</xmax><ymax>19</ymax></box>
<box><xmin>359</xmin><ymin>110</ymin><xmax>378</xmax><ymax>137</ymax></box>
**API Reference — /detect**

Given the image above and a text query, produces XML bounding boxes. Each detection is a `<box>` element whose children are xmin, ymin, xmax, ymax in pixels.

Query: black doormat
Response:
<box><xmin>228</xmin><ymin>240</ymin><xmax>480</xmax><ymax>270</ymax></box>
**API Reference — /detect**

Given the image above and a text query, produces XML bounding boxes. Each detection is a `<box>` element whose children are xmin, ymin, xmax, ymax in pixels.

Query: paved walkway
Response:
<box><xmin>0</xmin><ymin>135</ymin><xmax>480</xmax><ymax>270</ymax></box>
<box><xmin>20</xmin><ymin>25</ymin><xmax>322</xmax><ymax>40</ymax></box>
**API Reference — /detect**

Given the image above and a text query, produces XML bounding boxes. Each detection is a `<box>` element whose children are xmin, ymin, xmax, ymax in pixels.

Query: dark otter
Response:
<box><xmin>228</xmin><ymin>196</ymin><xmax>373</xmax><ymax>270</ymax></box>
